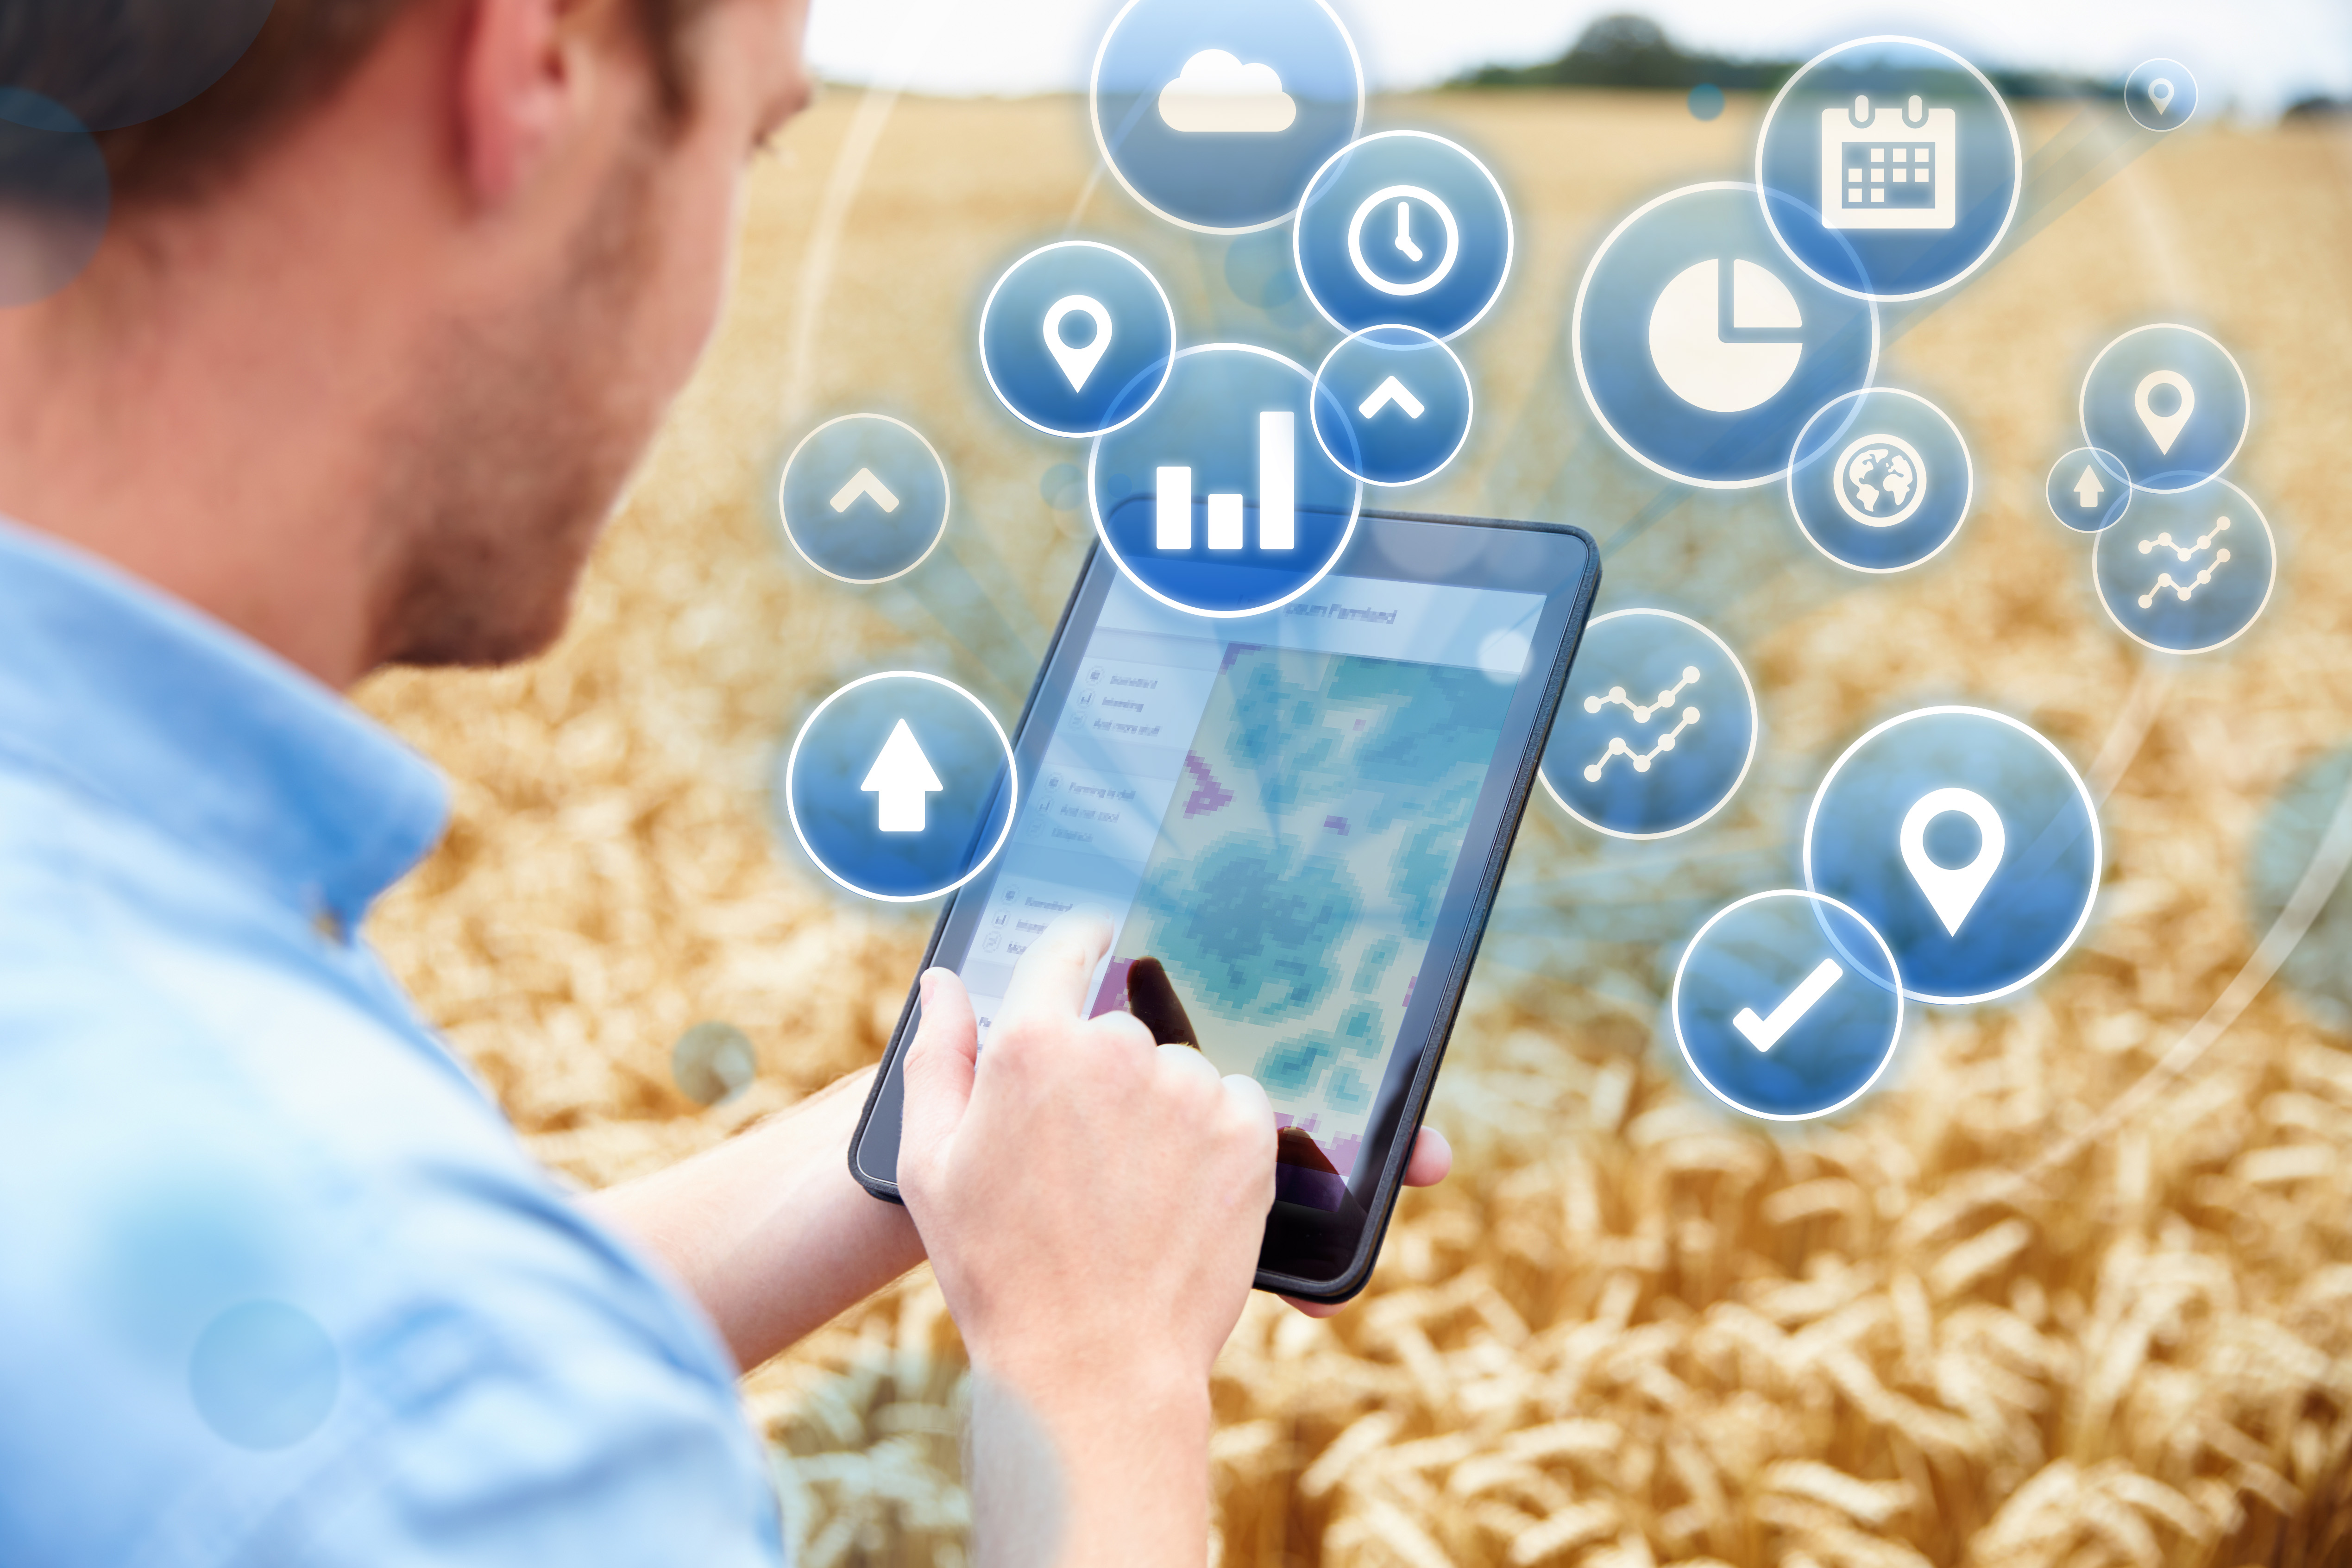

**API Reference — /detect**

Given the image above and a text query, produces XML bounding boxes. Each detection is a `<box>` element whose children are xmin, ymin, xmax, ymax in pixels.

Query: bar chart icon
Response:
<box><xmin>1154</xmin><ymin>411</ymin><xmax>1296</xmax><ymax>553</ymax></box>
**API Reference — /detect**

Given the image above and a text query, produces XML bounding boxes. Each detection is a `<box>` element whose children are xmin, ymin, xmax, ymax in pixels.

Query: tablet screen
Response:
<box><xmin>853</xmin><ymin>510</ymin><xmax>1598</xmax><ymax>1295</ymax></box>
<box><xmin>958</xmin><ymin>567</ymin><xmax>1546</xmax><ymax>1206</ymax></box>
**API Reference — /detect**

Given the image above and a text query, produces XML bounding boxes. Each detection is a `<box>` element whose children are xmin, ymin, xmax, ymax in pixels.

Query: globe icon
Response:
<box><xmin>1833</xmin><ymin>432</ymin><xmax>1927</xmax><ymax>527</ymax></box>
<box><xmin>1846</xmin><ymin>448</ymin><xmax>1913</xmax><ymax>513</ymax></box>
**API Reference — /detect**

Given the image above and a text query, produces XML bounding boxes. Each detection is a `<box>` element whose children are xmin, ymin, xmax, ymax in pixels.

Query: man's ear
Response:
<box><xmin>456</xmin><ymin>0</ymin><xmax>589</xmax><ymax>208</ymax></box>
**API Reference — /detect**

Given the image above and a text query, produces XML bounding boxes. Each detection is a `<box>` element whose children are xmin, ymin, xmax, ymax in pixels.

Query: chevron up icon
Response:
<box><xmin>830</xmin><ymin>467</ymin><xmax>901</xmax><ymax>514</ymax></box>
<box><xmin>1357</xmin><ymin>376</ymin><xmax>1426</xmax><ymax>420</ymax></box>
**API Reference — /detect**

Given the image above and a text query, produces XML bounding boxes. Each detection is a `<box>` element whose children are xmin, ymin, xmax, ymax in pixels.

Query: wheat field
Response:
<box><xmin>356</xmin><ymin>88</ymin><xmax>2352</xmax><ymax>1566</ymax></box>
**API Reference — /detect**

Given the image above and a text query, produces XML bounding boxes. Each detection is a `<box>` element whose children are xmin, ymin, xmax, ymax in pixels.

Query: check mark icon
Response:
<box><xmin>1731</xmin><ymin>959</ymin><xmax>1844</xmax><ymax>1052</ymax></box>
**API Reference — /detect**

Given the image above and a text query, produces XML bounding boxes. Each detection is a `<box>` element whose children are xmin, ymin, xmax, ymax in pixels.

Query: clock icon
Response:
<box><xmin>1346</xmin><ymin>184</ymin><xmax>1458</xmax><ymax>297</ymax></box>
<box><xmin>1295</xmin><ymin>131</ymin><xmax>1512</xmax><ymax>338</ymax></box>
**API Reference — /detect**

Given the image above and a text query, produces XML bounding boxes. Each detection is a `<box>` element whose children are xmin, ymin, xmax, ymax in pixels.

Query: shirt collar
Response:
<box><xmin>0</xmin><ymin>519</ymin><xmax>449</xmax><ymax>932</ymax></box>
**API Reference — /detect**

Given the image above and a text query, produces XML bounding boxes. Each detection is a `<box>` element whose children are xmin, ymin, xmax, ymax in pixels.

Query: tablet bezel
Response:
<box><xmin>847</xmin><ymin>509</ymin><xmax>1600</xmax><ymax>1302</ymax></box>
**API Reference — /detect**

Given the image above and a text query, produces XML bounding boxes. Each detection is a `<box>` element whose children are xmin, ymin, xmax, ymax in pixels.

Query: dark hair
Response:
<box><xmin>1</xmin><ymin>0</ymin><xmax>716</xmax><ymax>203</ymax></box>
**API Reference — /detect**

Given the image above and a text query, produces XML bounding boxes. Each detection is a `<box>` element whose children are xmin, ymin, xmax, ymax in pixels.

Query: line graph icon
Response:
<box><xmin>1540</xmin><ymin>610</ymin><xmax>1757</xmax><ymax>839</ymax></box>
<box><xmin>1584</xmin><ymin>705</ymin><xmax>1701</xmax><ymax>782</ymax></box>
<box><xmin>2136</xmin><ymin>514</ymin><xmax>2233</xmax><ymax>606</ymax></box>
<box><xmin>1585</xmin><ymin>666</ymin><xmax>1701</xmax><ymax>722</ymax></box>
<box><xmin>2138</xmin><ymin>516</ymin><xmax>2229</xmax><ymax>562</ymax></box>
<box><xmin>2094</xmin><ymin>479</ymin><xmax>2275</xmax><ymax>654</ymax></box>
<box><xmin>2139</xmin><ymin>556</ymin><xmax>2230</xmax><ymax>608</ymax></box>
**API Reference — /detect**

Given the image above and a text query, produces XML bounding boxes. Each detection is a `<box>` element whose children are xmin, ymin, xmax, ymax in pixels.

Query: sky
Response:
<box><xmin>805</xmin><ymin>0</ymin><xmax>2352</xmax><ymax>120</ymax></box>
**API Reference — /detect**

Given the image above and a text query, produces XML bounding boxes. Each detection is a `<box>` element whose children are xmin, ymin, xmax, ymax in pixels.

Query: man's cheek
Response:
<box><xmin>651</xmin><ymin>164</ymin><xmax>742</xmax><ymax>384</ymax></box>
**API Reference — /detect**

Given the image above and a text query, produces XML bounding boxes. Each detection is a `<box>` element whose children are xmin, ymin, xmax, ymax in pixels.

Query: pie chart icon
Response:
<box><xmin>1571</xmin><ymin>181</ymin><xmax>1877</xmax><ymax>490</ymax></box>
<box><xmin>1647</xmin><ymin>258</ymin><xmax>1804</xmax><ymax>413</ymax></box>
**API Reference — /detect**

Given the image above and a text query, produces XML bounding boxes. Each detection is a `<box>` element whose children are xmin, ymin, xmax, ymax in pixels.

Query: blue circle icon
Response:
<box><xmin>1090</xmin><ymin>343</ymin><xmax>1362</xmax><ymax>617</ymax></box>
<box><xmin>2126</xmin><ymin>60</ymin><xmax>2197</xmax><ymax>132</ymax></box>
<box><xmin>1787</xmin><ymin>387</ymin><xmax>1972</xmax><ymax>573</ymax></box>
<box><xmin>1805</xmin><ymin>707</ymin><xmax>2100</xmax><ymax>1006</ymax></box>
<box><xmin>2093</xmin><ymin>477</ymin><xmax>2276</xmax><ymax>654</ymax></box>
<box><xmin>1294</xmin><ymin>131</ymin><xmax>1514</xmax><ymax>340</ymax></box>
<box><xmin>2080</xmin><ymin>324</ymin><xmax>2248</xmax><ymax>493</ymax></box>
<box><xmin>784</xmin><ymin>674</ymin><xmax>1017</xmax><ymax>903</ymax></box>
<box><xmin>2046</xmin><ymin>448</ymin><xmax>2132</xmax><ymax>534</ymax></box>
<box><xmin>777</xmin><ymin>415</ymin><xmax>950</xmax><ymax>585</ymax></box>
<box><xmin>2249</xmin><ymin>746</ymin><xmax>2352</xmax><ymax>1033</ymax></box>
<box><xmin>979</xmin><ymin>241</ymin><xmax>1176</xmax><ymax>438</ymax></box>
<box><xmin>1091</xmin><ymin>0</ymin><xmax>1363</xmax><ymax>234</ymax></box>
<box><xmin>1309</xmin><ymin>327</ymin><xmax>1472</xmax><ymax>487</ymax></box>
<box><xmin>2</xmin><ymin>4</ymin><xmax>273</xmax><ymax>132</ymax></box>
<box><xmin>0</xmin><ymin>92</ymin><xmax>111</xmax><ymax>307</ymax></box>
<box><xmin>1755</xmin><ymin>38</ymin><xmax>2022</xmax><ymax>302</ymax></box>
<box><xmin>1573</xmin><ymin>183</ymin><xmax>1878</xmax><ymax>490</ymax></box>
<box><xmin>1539</xmin><ymin>609</ymin><xmax>1758</xmax><ymax>840</ymax></box>
<box><xmin>189</xmin><ymin>1300</ymin><xmax>341</xmax><ymax>1450</ymax></box>
<box><xmin>1673</xmin><ymin>890</ymin><xmax>1904</xmax><ymax>1121</ymax></box>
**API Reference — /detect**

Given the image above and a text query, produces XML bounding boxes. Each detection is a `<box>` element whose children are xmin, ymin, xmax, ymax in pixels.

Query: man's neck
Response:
<box><xmin>0</xmin><ymin>20</ymin><xmax>459</xmax><ymax>691</ymax></box>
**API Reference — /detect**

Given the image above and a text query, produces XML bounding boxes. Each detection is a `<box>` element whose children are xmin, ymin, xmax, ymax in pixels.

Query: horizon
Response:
<box><xmin>806</xmin><ymin>1</ymin><xmax>2352</xmax><ymax>122</ymax></box>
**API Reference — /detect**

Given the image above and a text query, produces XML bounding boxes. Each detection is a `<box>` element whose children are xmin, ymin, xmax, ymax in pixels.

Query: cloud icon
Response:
<box><xmin>1156</xmin><ymin>49</ymin><xmax>1297</xmax><ymax>135</ymax></box>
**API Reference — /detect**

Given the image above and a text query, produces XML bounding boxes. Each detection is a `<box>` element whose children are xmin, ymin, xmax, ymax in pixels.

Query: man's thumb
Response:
<box><xmin>898</xmin><ymin>967</ymin><xmax>978</xmax><ymax>1191</ymax></box>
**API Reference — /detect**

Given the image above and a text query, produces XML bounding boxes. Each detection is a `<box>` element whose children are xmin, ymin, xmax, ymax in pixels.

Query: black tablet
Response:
<box><xmin>848</xmin><ymin>509</ymin><xmax>1600</xmax><ymax>1302</ymax></box>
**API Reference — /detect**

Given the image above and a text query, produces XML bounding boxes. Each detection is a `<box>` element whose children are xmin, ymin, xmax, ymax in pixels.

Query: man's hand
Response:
<box><xmin>897</xmin><ymin>911</ymin><xmax>1275</xmax><ymax>1568</ymax></box>
<box><xmin>1282</xmin><ymin>1124</ymin><xmax>1452</xmax><ymax>1319</ymax></box>
<box><xmin>1119</xmin><ymin>951</ymin><xmax>1454</xmax><ymax>1320</ymax></box>
<box><xmin>899</xmin><ymin>908</ymin><xmax>1276</xmax><ymax>1392</ymax></box>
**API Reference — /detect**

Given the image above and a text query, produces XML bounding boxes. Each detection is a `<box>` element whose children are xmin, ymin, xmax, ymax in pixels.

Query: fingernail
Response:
<box><xmin>918</xmin><ymin>969</ymin><xmax>938</xmax><ymax>1006</ymax></box>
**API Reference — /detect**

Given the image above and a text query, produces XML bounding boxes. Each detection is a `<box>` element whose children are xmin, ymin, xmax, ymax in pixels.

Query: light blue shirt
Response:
<box><xmin>0</xmin><ymin>522</ymin><xmax>786</xmax><ymax>1565</ymax></box>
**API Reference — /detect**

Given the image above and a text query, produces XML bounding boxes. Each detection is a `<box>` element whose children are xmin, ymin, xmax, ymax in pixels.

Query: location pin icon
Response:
<box><xmin>1043</xmin><ymin>295</ymin><xmax>1113</xmax><ymax>391</ymax></box>
<box><xmin>2149</xmin><ymin>78</ymin><xmax>2176</xmax><ymax>116</ymax></box>
<box><xmin>2133</xmin><ymin>370</ymin><xmax>2195</xmax><ymax>454</ymax></box>
<box><xmin>1899</xmin><ymin>787</ymin><xmax>2006</xmax><ymax>936</ymax></box>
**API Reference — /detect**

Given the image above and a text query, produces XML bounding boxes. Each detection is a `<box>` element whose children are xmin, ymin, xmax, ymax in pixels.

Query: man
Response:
<box><xmin>0</xmin><ymin>0</ymin><xmax>1450</xmax><ymax>1562</ymax></box>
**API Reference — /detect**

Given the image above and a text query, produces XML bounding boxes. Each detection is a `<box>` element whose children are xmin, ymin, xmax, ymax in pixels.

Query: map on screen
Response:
<box><xmin>1108</xmin><ymin>644</ymin><xmax>1515</xmax><ymax>1180</ymax></box>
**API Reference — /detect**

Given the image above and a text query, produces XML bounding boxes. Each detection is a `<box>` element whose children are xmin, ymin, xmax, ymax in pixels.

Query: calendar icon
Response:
<box><xmin>1821</xmin><ymin>93</ymin><xmax>1957</xmax><ymax>231</ymax></box>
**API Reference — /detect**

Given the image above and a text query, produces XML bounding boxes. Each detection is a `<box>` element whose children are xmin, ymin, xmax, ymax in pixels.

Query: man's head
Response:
<box><xmin>0</xmin><ymin>0</ymin><xmax>812</xmax><ymax>680</ymax></box>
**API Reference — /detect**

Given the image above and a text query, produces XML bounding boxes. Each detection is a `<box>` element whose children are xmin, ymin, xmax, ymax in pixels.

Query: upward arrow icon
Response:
<box><xmin>861</xmin><ymin>719</ymin><xmax>943</xmax><ymax>833</ymax></box>
<box><xmin>831</xmin><ymin>468</ymin><xmax>901</xmax><ymax>514</ymax></box>
<box><xmin>2071</xmin><ymin>462</ymin><xmax>2106</xmax><ymax>508</ymax></box>
<box><xmin>1357</xmin><ymin>376</ymin><xmax>1427</xmax><ymax>420</ymax></box>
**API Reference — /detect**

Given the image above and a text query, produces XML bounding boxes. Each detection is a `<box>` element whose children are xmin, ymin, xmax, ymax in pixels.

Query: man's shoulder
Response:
<box><xmin>0</xmin><ymin>757</ymin><xmax>641</xmax><ymax>1352</ymax></box>
<box><xmin>0</xmin><ymin>772</ymin><xmax>498</xmax><ymax>1167</ymax></box>
<box><xmin>0</xmin><ymin>776</ymin><xmax>782</xmax><ymax>1567</ymax></box>
<box><xmin>0</xmin><ymin>755</ymin><xmax>645</xmax><ymax>1307</ymax></box>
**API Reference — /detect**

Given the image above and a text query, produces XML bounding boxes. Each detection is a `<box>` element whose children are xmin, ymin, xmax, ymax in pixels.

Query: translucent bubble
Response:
<box><xmin>189</xmin><ymin>1300</ymin><xmax>339</xmax><ymax>1450</ymax></box>
<box><xmin>672</xmin><ymin>1020</ymin><xmax>757</xmax><ymax>1106</ymax></box>
<box><xmin>2249</xmin><ymin>746</ymin><xmax>2352</xmax><ymax>1032</ymax></box>
<box><xmin>1687</xmin><ymin>83</ymin><xmax>1726</xmax><ymax>120</ymax></box>
<box><xmin>775</xmin><ymin>414</ymin><xmax>950</xmax><ymax>584</ymax></box>
<box><xmin>1223</xmin><ymin>230</ymin><xmax>1300</xmax><ymax>309</ymax></box>
<box><xmin>0</xmin><ymin>0</ymin><xmax>277</xmax><ymax>132</ymax></box>
<box><xmin>0</xmin><ymin>90</ymin><xmax>108</xmax><ymax>306</ymax></box>
<box><xmin>1039</xmin><ymin>463</ymin><xmax>1083</xmax><ymax>511</ymax></box>
<box><xmin>92</xmin><ymin>1181</ymin><xmax>278</xmax><ymax>1356</ymax></box>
